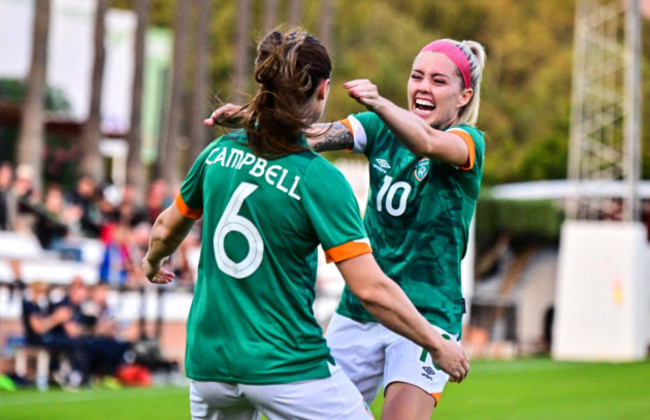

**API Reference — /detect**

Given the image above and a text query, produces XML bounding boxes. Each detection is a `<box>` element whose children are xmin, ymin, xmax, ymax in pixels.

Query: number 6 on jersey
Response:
<box><xmin>214</xmin><ymin>182</ymin><xmax>264</xmax><ymax>278</ymax></box>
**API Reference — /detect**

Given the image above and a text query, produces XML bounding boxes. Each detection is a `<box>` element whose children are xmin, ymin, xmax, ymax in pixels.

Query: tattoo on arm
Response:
<box><xmin>311</xmin><ymin>122</ymin><xmax>354</xmax><ymax>152</ymax></box>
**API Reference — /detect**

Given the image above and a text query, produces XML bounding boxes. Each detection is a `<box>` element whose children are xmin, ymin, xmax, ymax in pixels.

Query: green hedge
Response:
<box><xmin>475</xmin><ymin>196</ymin><xmax>565</xmax><ymax>248</ymax></box>
<box><xmin>0</xmin><ymin>78</ymin><xmax>71</xmax><ymax>112</ymax></box>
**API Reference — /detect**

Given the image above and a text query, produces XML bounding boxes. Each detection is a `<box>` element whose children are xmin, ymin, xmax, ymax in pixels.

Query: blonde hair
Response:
<box><xmin>424</xmin><ymin>39</ymin><xmax>486</xmax><ymax>127</ymax></box>
<box><xmin>452</xmin><ymin>39</ymin><xmax>486</xmax><ymax>126</ymax></box>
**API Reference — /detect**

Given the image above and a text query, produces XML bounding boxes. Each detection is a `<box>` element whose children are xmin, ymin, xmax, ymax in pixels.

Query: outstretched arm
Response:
<box><xmin>337</xmin><ymin>254</ymin><xmax>470</xmax><ymax>383</ymax></box>
<box><xmin>143</xmin><ymin>205</ymin><xmax>196</xmax><ymax>284</ymax></box>
<box><xmin>306</xmin><ymin>122</ymin><xmax>354</xmax><ymax>152</ymax></box>
<box><xmin>204</xmin><ymin>104</ymin><xmax>354</xmax><ymax>152</ymax></box>
<box><xmin>344</xmin><ymin>79</ymin><xmax>470</xmax><ymax>165</ymax></box>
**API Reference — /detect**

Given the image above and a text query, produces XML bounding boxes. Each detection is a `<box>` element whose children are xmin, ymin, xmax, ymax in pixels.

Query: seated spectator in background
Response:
<box><xmin>125</xmin><ymin>221</ymin><xmax>154</xmax><ymax>284</ymax></box>
<box><xmin>19</xmin><ymin>276</ymin><xmax>88</xmax><ymax>389</ymax></box>
<box><xmin>117</xmin><ymin>184</ymin><xmax>147</xmax><ymax>228</ymax></box>
<box><xmin>12</xmin><ymin>164</ymin><xmax>39</xmax><ymax>234</ymax></box>
<box><xmin>0</xmin><ymin>161</ymin><xmax>15</xmax><ymax>230</ymax></box>
<box><xmin>21</xmin><ymin>280</ymin><xmax>72</xmax><ymax>347</ymax></box>
<box><xmin>145</xmin><ymin>179</ymin><xmax>172</xmax><ymax>225</ymax></box>
<box><xmin>99</xmin><ymin>224</ymin><xmax>136</xmax><ymax>287</ymax></box>
<box><xmin>84</xmin><ymin>284</ymin><xmax>132</xmax><ymax>379</ymax></box>
<box><xmin>65</xmin><ymin>175</ymin><xmax>103</xmax><ymax>238</ymax></box>
<box><xmin>47</xmin><ymin>276</ymin><xmax>92</xmax><ymax>388</ymax></box>
<box><xmin>87</xmin><ymin>283</ymin><xmax>119</xmax><ymax>338</ymax></box>
<box><xmin>32</xmin><ymin>185</ymin><xmax>70</xmax><ymax>250</ymax></box>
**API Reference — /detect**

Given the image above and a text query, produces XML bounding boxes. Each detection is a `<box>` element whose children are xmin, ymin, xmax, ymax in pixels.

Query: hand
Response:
<box><xmin>142</xmin><ymin>256</ymin><xmax>175</xmax><ymax>284</ymax></box>
<box><xmin>343</xmin><ymin>79</ymin><xmax>385</xmax><ymax>111</ymax></box>
<box><xmin>429</xmin><ymin>336</ymin><xmax>470</xmax><ymax>383</ymax></box>
<box><xmin>51</xmin><ymin>306</ymin><xmax>72</xmax><ymax>324</ymax></box>
<box><xmin>203</xmin><ymin>103</ymin><xmax>243</xmax><ymax>128</ymax></box>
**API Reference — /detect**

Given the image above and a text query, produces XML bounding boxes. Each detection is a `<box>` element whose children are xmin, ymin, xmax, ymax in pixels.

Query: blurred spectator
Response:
<box><xmin>32</xmin><ymin>185</ymin><xmax>70</xmax><ymax>250</ymax></box>
<box><xmin>99</xmin><ymin>224</ymin><xmax>136</xmax><ymax>286</ymax></box>
<box><xmin>48</xmin><ymin>276</ymin><xmax>93</xmax><ymax>387</ymax></box>
<box><xmin>12</xmin><ymin>164</ymin><xmax>39</xmax><ymax>234</ymax></box>
<box><xmin>84</xmin><ymin>284</ymin><xmax>132</xmax><ymax>378</ymax></box>
<box><xmin>65</xmin><ymin>175</ymin><xmax>103</xmax><ymax>237</ymax></box>
<box><xmin>125</xmin><ymin>221</ymin><xmax>152</xmax><ymax>283</ymax></box>
<box><xmin>145</xmin><ymin>179</ymin><xmax>172</xmax><ymax>225</ymax></box>
<box><xmin>117</xmin><ymin>184</ymin><xmax>147</xmax><ymax>227</ymax></box>
<box><xmin>0</xmin><ymin>161</ymin><xmax>15</xmax><ymax>230</ymax></box>
<box><xmin>21</xmin><ymin>281</ymin><xmax>72</xmax><ymax>347</ymax></box>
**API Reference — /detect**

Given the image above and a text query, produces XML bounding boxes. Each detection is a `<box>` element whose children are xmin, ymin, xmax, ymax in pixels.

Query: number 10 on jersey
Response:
<box><xmin>376</xmin><ymin>176</ymin><xmax>411</xmax><ymax>217</ymax></box>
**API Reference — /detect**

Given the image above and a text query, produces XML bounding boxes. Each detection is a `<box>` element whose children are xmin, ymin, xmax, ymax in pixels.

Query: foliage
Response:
<box><xmin>475</xmin><ymin>196</ymin><xmax>565</xmax><ymax>250</ymax></box>
<box><xmin>108</xmin><ymin>0</ymin><xmax>650</xmax><ymax>184</ymax></box>
<box><xmin>0</xmin><ymin>78</ymin><xmax>71</xmax><ymax>113</ymax></box>
<box><xmin>0</xmin><ymin>79</ymin><xmax>74</xmax><ymax>170</ymax></box>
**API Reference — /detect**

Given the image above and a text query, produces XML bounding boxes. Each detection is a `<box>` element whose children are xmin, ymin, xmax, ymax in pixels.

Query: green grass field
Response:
<box><xmin>1</xmin><ymin>358</ymin><xmax>649</xmax><ymax>419</ymax></box>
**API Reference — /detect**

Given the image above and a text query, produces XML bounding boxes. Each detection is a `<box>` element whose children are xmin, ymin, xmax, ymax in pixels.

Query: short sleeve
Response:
<box><xmin>176</xmin><ymin>138</ymin><xmax>221</xmax><ymax>219</ymax></box>
<box><xmin>446</xmin><ymin>125</ymin><xmax>485</xmax><ymax>171</ymax></box>
<box><xmin>300</xmin><ymin>158</ymin><xmax>372</xmax><ymax>263</ymax></box>
<box><xmin>341</xmin><ymin>112</ymin><xmax>386</xmax><ymax>157</ymax></box>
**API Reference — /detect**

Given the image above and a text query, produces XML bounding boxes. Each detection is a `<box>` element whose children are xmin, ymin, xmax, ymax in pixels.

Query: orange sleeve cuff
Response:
<box><xmin>448</xmin><ymin>129</ymin><xmax>476</xmax><ymax>171</ymax></box>
<box><xmin>324</xmin><ymin>240</ymin><xmax>372</xmax><ymax>263</ymax></box>
<box><xmin>175</xmin><ymin>193</ymin><xmax>203</xmax><ymax>220</ymax></box>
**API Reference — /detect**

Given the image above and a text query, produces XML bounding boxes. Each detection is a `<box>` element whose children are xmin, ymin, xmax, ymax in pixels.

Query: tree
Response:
<box><xmin>319</xmin><ymin>0</ymin><xmax>335</xmax><ymax>49</ymax></box>
<box><xmin>188</xmin><ymin>0</ymin><xmax>211</xmax><ymax>166</ymax></box>
<box><xmin>17</xmin><ymin>0</ymin><xmax>51</xmax><ymax>193</ymax></box>
<box><xmin>263</xmin><ymin>0</ymin><xmax>278</xmax><ymax>32</ymax></box>
<box><xmin>80</xmin><ymin>0</ymin><xmax>109</xmax><ymax>181</ymax></box>
<box><xmin>288</xmin><ymin>0</ymin><xmax>302</xmax><ymax>26</ymax></box>
<box><xmin>126</xmin><ymin>0</ymin><xmax>151</xmax><ymax>201</ymax></box>
<box><xmin>161</xmin><ymin>0</ymin><xmax>189</xmax><ymax>185</ymax></box>
<box><xmin>232</xmin><ymin>0</ymin><xmax>250</xmax><ymax>103</ymax></box>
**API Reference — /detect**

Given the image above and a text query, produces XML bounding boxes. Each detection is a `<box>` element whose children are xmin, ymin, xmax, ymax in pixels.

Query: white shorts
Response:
<box><xmin>189</xmin><ymin>363</ymin><xmax>374</xmax><ymax>420</ymax></box>
<box><xmin>326</xmin><ymin>313</ymin><xmax>459</xmax><ymax>405</ymax></box>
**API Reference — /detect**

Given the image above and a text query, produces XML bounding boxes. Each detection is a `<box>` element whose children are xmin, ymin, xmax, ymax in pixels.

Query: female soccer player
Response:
<box><xmin>323</xmin><ymin>39</ymin><xmax>486</xmax><ymax>420</ymax></box>
<box><xmin>208</xmin><ymin>36</ymin><xmax>486</xmax><ymax>420</ymax></box>
<box><xmin>145</xmin><ymin>30</ymin><xmax>468</xmax><ymax>420</ymax></box>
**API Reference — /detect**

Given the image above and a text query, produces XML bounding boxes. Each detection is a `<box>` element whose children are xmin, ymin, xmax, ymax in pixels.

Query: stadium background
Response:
<box><xmin>1</xmin><ymin>0</ymin><xmax>649</xmax><ymax>418</ymax></box>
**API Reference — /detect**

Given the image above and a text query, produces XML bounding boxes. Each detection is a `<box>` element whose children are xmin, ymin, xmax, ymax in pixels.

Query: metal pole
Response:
<box><xmin>567</xmin><ymin>0</ymin><xmax>590</xmax><ymax>220</ymax></box>
<box><xmin>623</xmin><ymin>0</ymin><xmax>641</xmax><ymax>221</ymax></box>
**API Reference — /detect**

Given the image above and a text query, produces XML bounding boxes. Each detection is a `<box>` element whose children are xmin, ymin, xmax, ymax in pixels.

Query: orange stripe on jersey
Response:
<box><xmin>175</xmin><ymin>193</ymin><xmax>203</xmax><ymax>219</ymax></box>
<box><xmin>324</xmin><ymin>239</ymin><xmax>372</xmax><ymax>263</ymax></box>
<box><xmin>340</xmin><ymin>118</ymin><xmax>354</xmax><ymax>136</ymax></box>
<box><xmin>431</xmin><ymin>392</ymin><xmax>442</xmax><ymax>406</ymax></box>
<box><xmin>448</xmin><ymin>129</ymin><xmax>476</xmax><ymax>171</ymax></box>
<box><xmin>339</xmin><ymin>118</ymin><xmax>355</xmax><ymax>153</ymax></box>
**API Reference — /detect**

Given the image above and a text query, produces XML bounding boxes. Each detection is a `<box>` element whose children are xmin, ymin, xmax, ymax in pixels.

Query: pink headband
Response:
<box><xmin>420</xmin><ymin>40</ymin><xmax>471</xmax><ymax>89</ymax></box>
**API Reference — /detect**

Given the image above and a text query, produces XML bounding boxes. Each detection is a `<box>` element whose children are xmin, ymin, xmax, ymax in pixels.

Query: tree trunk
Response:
<box><xmin>161</xmin><ymin>0</ymin><xmax>189</xmax><ymax>186</ymax></box>
<box><xmin>319</xmin><ymin>0</ymin><xmax>335</xmax><ymax>50</ymax></box>
<box><xmin>232</xmin><ymin>0</ymin><xmax>250</xmax><ymax>103</ymax></box>
<box><xmin>126</xmin><ymin>0</ymin><xmax>150</xmax><ymax>202</ymax></box>
<box><xmin>17</xmin><ymin>0</ymin><xmax>51</xmax><ymax>193</ymax></box>
<box><xmin>263</xmin><ymin>0</ymin><xmax>278</xmax><ymax>32</ymax></box>
<box><xmin>80</xmin><ymin>0</ymin><xmax>109</xmax><ymax>182</ymax></box>
<box><xmin>288</xmin><ymin>0</ymin><xmax>302</xmax><ymax>26</ymax></box>
<box><xmin>188</xmin><ymin>0</ymin><xmax>211</xmax><ymax>167</ymax></box>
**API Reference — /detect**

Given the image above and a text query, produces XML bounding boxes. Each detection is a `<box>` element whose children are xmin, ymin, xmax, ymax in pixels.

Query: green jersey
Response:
<box><xmin>177</xmin><ymin>130</ymin><xmax>372</xmax><ymax>385</ymax></box>
<box><xmin>336</xmin><ymin>112</ymin><xmax>485</xmax><ymax>335</ymax></box>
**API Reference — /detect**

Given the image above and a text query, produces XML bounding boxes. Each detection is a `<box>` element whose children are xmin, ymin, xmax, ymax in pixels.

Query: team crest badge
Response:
<box><xmin>414</xmin><ymin>158</ymin><xmax>430</xmax><ymax>181</ymax></box>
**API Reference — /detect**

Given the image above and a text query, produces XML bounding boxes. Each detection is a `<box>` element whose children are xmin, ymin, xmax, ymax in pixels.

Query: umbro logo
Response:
<box><xmin>375</xmin><ymin>159</ymin><xmax>391</xmax><ymax>169</ymax></box>
<box><xmin>372</xmin><ymin>159</ymin><xmax>391</xmax><ymax>174</ymax></box>
<box><xmin>421</xmin><ymin>366</ymin><xmax>436</xmax><ymax>381</ymax></box>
